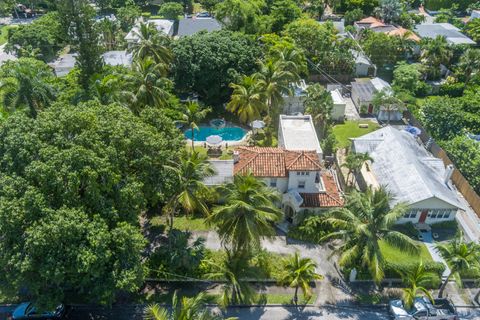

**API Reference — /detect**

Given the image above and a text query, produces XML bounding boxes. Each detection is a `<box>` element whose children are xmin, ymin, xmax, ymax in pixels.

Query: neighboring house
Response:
<box><xmin>204</xmin><ymin>160</ymin><xmax>234</xmax><ymax>186</ymax></box>
<box><xmin>125</xmin><ymin>19</ymin><xmax>174</xmax><ymax>43</ymax></box>
<box><xmin>351</xmin><ymin>126</ymin><xmax>465</xmax><ymax>224</ymax></box>
<box><xmin>278</xmin><ymin>114</ymin><xmax>323</xmax><ymax>161</ymax></box>
<box><xmin>281</xmin><ymin>81</ymin><xmax>346</xmax><ymax>121</ymax></box>
<box><xmin>330</xmin><ymin>89</ymin><xmax>346</xmax><ymax>122</ymax></box>
<box><xmin>414</xmin><ymin>23</ymin><xmax>476</xmax><ymax>45</ymax></box>
<box><xmin>176</xmin><ymin>17</ymin><xmax>221</xmax><ymax>37</ymax></box>
<box><xmin>49</xmin><ymin>51</ymin><xmax>132</xmax><ymax>76</ymax></box>
<box><xmin>351</xmin><ymin>77</ymin><xmax>402</xmax><ymax>121</ymax></box>
<box><xmin>354</xmin><ymin>17</ymin><xmax>421</xmax><ymax>44</ymax></box>
<box><xmin>352</xmin><ymin>50</ymin><xmax>375</xmax><ymax>77</ymax></box>
<box><xmin>233</xmin><ymin>147</ymin><xmax>343</xmax><ymax>221</ymax></box>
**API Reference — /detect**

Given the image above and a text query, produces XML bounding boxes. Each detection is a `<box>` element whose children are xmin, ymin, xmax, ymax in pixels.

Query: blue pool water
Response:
<box><xmin>184</xmin><ymin>126</ymin><xmax>247</xmax><ymax>141</ymax></box>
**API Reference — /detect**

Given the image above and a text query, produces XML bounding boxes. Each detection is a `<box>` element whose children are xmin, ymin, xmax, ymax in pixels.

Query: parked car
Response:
<box><xmin>11</xmin><ymin>302</ymin><xmax>66</xmax><ymax>320</ymax></box>
<box><xmin>389</xmin><ymin>297</ymin><xmax>459</xmax><ymax>320</ymax></box>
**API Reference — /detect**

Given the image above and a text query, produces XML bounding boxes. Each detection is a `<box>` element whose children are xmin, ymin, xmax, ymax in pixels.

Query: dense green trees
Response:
<box><xmin>420</xmin><ymin>36</ymin><xmax>453</xmax><ymax>80</ymax></box>
<box><xmin>361</xmin><ymin>30</ymin><xmax>413</xmax><ymax>68</ymax></box>
<box><xmin>158</xmin><ymin>2</ymin><xmax>184</xmax><ymax>21</ymax></box>
<box><xmin>304</xmin><ymin>83</ymin><xmax>333</xmax><ymax>138</ymax></box>
<box><xmin>392</xmin><ymin>62</ymin><xmax>426</xmax><ymax>94</ymax></box>
<box><xmin>0</xmin><ymin>101</ymin><xmax>183</xmax><ymax>306</ymax></box>
<box><xmin>171</xmin><ymin>31</ymin><xmax>261</xmax><ymax>105</ymax></box>
<box><xmin>215</xmin><ymin>0</ymin><xmax>267</xmax><ymax>34</ymax></box>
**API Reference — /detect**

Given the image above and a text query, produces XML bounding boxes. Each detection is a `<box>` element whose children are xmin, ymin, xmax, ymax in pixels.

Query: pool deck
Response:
<box><xmin>185</xmin><ymin>130</ymin><xmax>252</xmax><ymax>147</ymax></box>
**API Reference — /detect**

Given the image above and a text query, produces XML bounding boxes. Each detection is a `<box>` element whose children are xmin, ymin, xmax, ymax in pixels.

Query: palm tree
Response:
<box><xmin>435</xmin><ymin>233</ymin><xmax>480</xmax><ymax>298</ymax></box>
<box><xmin>253</xmin><ymin>59</ymin><xmax>296</xmax><ymax>119</ymax></box>
<box><xmin>128</xmin><ymin>22</ymin><xmax>173</xmax><ymax>66</ymax></box>
<box><xmin>0</xmin><ymin>59</ymin><xmax>56</xmax><ymax>118</ymax></box>
<box><xmin>372</xmin><ymin>89</ymin><xmax>405</xmax><ymax>125</ymax></box>
<box><xmin>226</xmin><ymin>76</ymin><xmax>266</xmax><ymax>124</ymax></box>
<box><xmin>322</xmin><ymin>187</ymin><xmax>419</xmax><ymax>284</ymax></box>
<box><xmin>180</xmin><ymin>102</ymin><xmax>211</xmax><ymax>150</ymax></box>
<box><xmin>279</xmin><ymin>252</ymin><xmax>323</xmax><ymax>305</ymax></box>
<box><xmin>399</xmin><ymin>262</ymin><xmax>436</xmax><ymax>310</ymax></box>
<box><xmin>205</xmin><ymin>250</ymin><xmax>257</xmax><ymax>307</ymax></box>
<box><xmin>457</xmin><ymin>48</ymin><xmax>480</xmax><ymax>86</ymax></box>
<box><xmin>97</xmin><ymin>18</ymin><xmax>120</xmax><ymax>50</ymax></box>
<box><xmin>145</xmin><ymin>291</ymin><xmax>225</xmax><ymax>320</ymax></box>
<box><xmin>207</xmin><ymin>173</ymin><xmax>282</xmax><ymax>254</ymax></box>
<box><xmin>164</xmin><ymin>152</ymin><xmax>215</xmax><ymax>231</ymax></box>
<box><xmin>420</xmin><ymin>36</ymin><xmax>453</xmax><ymax>80</ymax></box>
<box><xmin>466</xmin><ymin>18</ymin><xmax>480</xmax><ymax>43</ymax></box>
<box><xmin>270</xmin><ymin>46</ymin><xmax>307</xmax><ymax>77</ymax></box>
<box><xmin>341</xmin><ymin>152</ymin><xmax>373</xmax><ymax>186</ymax></box>
<box><xmin>303</xmin><ymin>83</ymin><xmax>333</xmax><ymax>138</ymax></box>
<box><xmin>122</xmin><ymin>57</ymin><xmax>170</xmax><ymax>113</ymax></box>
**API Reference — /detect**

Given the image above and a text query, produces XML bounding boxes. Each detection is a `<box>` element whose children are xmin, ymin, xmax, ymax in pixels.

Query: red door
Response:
<box><xmin>368</xmin><ymin>104</ymin><xmax>374</xmax><ymax>114</ymax></box>
<box><xmin>419</xmin><ymin>210</ymin><xmax>428</xmax><ymax>223</ymax></box>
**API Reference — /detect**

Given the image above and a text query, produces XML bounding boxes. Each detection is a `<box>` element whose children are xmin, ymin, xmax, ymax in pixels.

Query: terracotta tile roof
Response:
<box><xmin>369</xmin><ymin>21</ymin><xmax>386</xmax><ymax>28</ymax></box>
<box><xmin>300</xmin><ymin>170</ymin><xmax>344</xmax><ymax>208</ymax></box>
<box><xmin>357</xmin><ymin>16</ymin><xmax>383</xmax><ymax>25</ymax></box>
<box><xmin>234</xmin><ymin>147</ymin><xmax>321</xmax><ymax>177</ymax></box>
<box><xmin>387</xmin><ymin>27</ymin><xmax>421</xmax><ymax>42</ymax></box>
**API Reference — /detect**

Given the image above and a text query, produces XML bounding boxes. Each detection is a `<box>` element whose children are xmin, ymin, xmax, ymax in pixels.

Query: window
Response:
<box><xmin>270</xmin><ymin>178</ymin><xmax>277</xmax><ymax>188</ymax></box>
<box><xmin>404</xmin><ymin>210</ymin><xmax>417</xmax><ymax>219</ymax></box>
<box><xmin>297</xmin><ymin>172</ymin><xmax>300</xmax><ymax>176</ymax></box>
<box><xmin>443</xmin><ymin>212</ymin><xmax>451</xmax><ymax>219</ymax></box>
<box><xmin>306</xmin><ymin>172</ymin><xmax>310</xmax><ymax>176</ymax></box>
<box><xmin>298</xmin><ymin>181</ymin><xmax>305</xmax><ymax>189</ymax></box>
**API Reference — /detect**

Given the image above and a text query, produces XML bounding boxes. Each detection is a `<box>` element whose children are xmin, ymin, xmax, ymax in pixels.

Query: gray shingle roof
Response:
<box><xmin>414</xmin><ymin>23</ymin><xmax>475</xmax><ymax>45</ymax></box>
<box><xmin>177</xmin><ymin>18</ymin><xmax>222</xmax><ymax>37</ymax></box>
<box><xmin>352</xmin><ymin>126</ymin><xmax>465</xmax><ymax>209</ymax></box>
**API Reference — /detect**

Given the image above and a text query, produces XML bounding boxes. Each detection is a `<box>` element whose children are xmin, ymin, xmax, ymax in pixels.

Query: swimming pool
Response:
<box><xmin>184</xmin><ymin>125</ymin><xmax>247</xmax><ymax>142</ymax></box>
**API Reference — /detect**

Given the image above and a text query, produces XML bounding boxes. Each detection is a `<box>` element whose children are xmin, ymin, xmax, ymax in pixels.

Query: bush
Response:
<box><xmin>392</xmin><ymin>222</ymin><xmax>418</xmax><ymax>239</ymax></box>
<box><xmin>344</xmin><ymin>8</ymin><xmax>364</xmax><ymax>26</ymax></box>
<box><xmin>384</xmin><ymin>261</ymin><xmax>445</xmax><ymax>288</ymax></box>
<box><xmin>287</xmin><ymin>212</ymin><xmax>334</xmax><ymax>244</ymax></box>
<box><xmin>158</xmin><ymin>2</ymin><xmax>184</xmax><ymax>20</ymax></box>
<box><xmin>439</xmin><ymin>82</ymin><xmax>465</xmax><ymax>97</ymax></box>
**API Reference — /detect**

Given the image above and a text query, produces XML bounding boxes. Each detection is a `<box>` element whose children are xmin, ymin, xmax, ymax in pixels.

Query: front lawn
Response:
<box><xmin>150</xmin><ymin>215</ymin><xmax>210</xmax><ymax>232</ymax></box>
<box><xmin>380</xmin><ymin>240</ymin><xmax>433</xmax><ymax>265</ymax></box>
<box><xmin>332</xmin><ymin>120</ymin><xmax>380</xmax><ymax>148</ymax></box>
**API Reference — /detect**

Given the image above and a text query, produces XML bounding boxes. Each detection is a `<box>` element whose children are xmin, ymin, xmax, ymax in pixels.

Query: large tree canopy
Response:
<box><xmin>171</xmin><ymin>30</ymin><xmax>261</xmax><ymax>106</ymax></box>
<box><xmin>0</xmin><ymin>101</ymin><xmax>183</xmax><ymax>306</ymax></box>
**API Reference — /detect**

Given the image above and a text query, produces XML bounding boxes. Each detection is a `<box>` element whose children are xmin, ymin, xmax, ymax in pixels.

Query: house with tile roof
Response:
<box><xmin>354</xmin><ymin>17</ymin><xmax>421</xmax><ymax>43</ymax></box>
<box><xmin>233</xmin><ymin>147</ymin><xmax>343</xmax><ymax>222</ymax></box>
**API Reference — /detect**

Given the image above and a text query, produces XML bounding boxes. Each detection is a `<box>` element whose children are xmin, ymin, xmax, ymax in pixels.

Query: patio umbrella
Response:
<box><xmin>250</xmin><ymin>120</ymin><xmax>265</xmax><ymax>129</ymax></box>
<box><xmin>206</xmin><ymin>135</ymin><xmax>223</xmax><ymax>145</ymax></box>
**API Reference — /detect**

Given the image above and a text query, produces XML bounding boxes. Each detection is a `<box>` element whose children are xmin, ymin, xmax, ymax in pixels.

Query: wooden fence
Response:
<box><xmin>407</xmin><ymin>112</ymin><xmax>480</xmax><ymax>218</ymax></box>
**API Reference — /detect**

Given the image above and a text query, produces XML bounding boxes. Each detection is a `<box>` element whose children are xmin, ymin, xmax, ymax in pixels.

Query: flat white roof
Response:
<box><xmin>125</xmin><ymin>19</ymin><xmax>174</xmax><ymax>41</ymax></box>
<box><xmin>279</xmin><ymin>115</ymin><xmax>322</xmax><ymax>155</ymax></box>
<box><xmin>331</xmin><ymin>89</ymin><xmax>345</xmax><ymax>105</ymax></box>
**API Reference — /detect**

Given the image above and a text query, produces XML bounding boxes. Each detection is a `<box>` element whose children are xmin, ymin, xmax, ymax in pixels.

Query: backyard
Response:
<box><xmin>333</xmin><ymin>120</ymin><xmax>380</xmax><ymax>148</ymax></box>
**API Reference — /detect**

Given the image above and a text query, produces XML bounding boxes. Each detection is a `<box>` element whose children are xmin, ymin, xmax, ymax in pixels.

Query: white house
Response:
<box><xmin>278</xmin><ymin>114</ymin><xmax>323</xmax><ymax>161</ymax></box>
<box><xmin>351</xmin><ymin>126</ymin><xmax>465</xmax><ymax>225</ymax></box>
<box><xmin>125</xmin><ymin>19</ymin><xmax>174</xmax><ymax>44</ymax></box>
<box><xmin>233</xmin><ymin>147</ymin><xmax>343</xmax><ymax>222</ymax></box>
<box><xmin>330</xmin><ymin>89</ymin><xmax>346</xmax><ymax>121</ymax></box>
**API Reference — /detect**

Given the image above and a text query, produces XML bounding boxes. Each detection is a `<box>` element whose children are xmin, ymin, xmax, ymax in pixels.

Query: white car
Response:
<box><xmin>389</xmin><ymin>297</ymin><xmax>459</xmax><ymax>320</ymax></box>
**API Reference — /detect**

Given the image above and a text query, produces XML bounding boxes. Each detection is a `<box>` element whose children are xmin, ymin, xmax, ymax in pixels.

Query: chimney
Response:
<box><xmin>233</xmin><ymin>151</ymin><xmax>240</xmax><ymax>164</ymax></box>
<box><xmin>444</xmin><ymin>164</ymin><xmax>454</xmax><ymax>184</ymax></box>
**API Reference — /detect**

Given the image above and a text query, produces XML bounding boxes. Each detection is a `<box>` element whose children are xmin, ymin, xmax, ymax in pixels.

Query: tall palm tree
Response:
<box><xmin>399</xmin><ymin>262</ymin><xmax>436</xmax><ymax>309</ymax></box>
<box><xmin>97</xmin><ymin>18</ymin><xmax>121</xmax><ymax>50</ymax></box>
<box><xmin>181</xmin><ymin>102</ymin><xmax>211</xmax><ymax>150</ymax></box>
<box><xmin>122</xmin><ymin>57</ymin><xmax>170</xmax><ymax>113</ymax></box>
<box><xmin>226</xmin><ymin>76</ymin><xmax>266</xmax><ymax>124</ymax></box>
<box><xmin>145</xmin><ymin>291</ymin><xmax>225</xmax><ymax>320</ymax></box>
<box><xmin>164</xmin><ymin>152</ymin><xmax>215</xmax><ymax>231</ymax></box>
<box><xmin>322</xmin><ymin>187</ymin><xmax>419</xmax><ymax>284</ymax></box>
<box><xmin>0</xmin><ymin>59</ymin><xmax>56</xmax><ymax>118</ymax></box>
<box><xmin>303</xmin><ymin>83</ymin><xmax>333</xmax><ymax>138</ymax></box>
<box><xmin>372</xmin><ymin>89</ymin><xmax>405</xmax><ymax>125</ymax></box>
<box><xmin>279</xmin><ymin>252</ymin><xmax>323</xmax><ymax>304</ymax></box>
<box><xmin>205</xmin><ymin>250</ymin><xmax>257</xmax><ymax>307</ymax></box>
<box><xmin>420</xmin><ymin>36</ymin><xmax>453</xmax><ymax>80</ymax></box>
<box><xmin>435</xmin><ymin>233</ymin><xmax>480</xmax><ymax>298</ymax></box>
<box><xmin>207</xmin><ymin>173</ymin><xmax>282</xmax><ymax>254</ymax></box>
<box><xmin>457</xmin><ymin>48</ymin><xmax>480</xmax><ymax>86</ymax></box>
<box><xmin>128</xmin><ymin>22</ymin><xmax>173</xmax><ymax>66</ymax></box>
<box><xmin>253</xmin><ymin>59</ymin><xmax>296</xmax><ymax>119</ymax></box>
<box><xmin>341</xmin><ymin>152</ymin><xmax>373</xmax><ymax>186</ymax></box>
<box><xmin>270</xmin><ymin>46</ymin><xmax>307</xmax><ymax>77</ymax></box>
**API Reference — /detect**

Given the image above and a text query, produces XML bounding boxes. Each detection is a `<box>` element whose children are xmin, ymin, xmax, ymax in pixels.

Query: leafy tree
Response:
<box><xmin>215</xmin><ymin>0</ymin><xmax>266</xmax><ymax>34</ymax></box>
<box><xmin>375</xmin><ymin>0</ymin><xmax>403</xmax><ymax>24</ymax></box>
<box><xmin>181</xmin><ymin>102</ymin><xmax>211</xmax><ymax>149</ymax></box>
<box><xmin>227</xmin><ymin>76</ymin><xmax>266</xmax><ymax>124</ymax></box>
<box><xmin>322</xmin><ymin>187</ymin><xmax>419</xmax><ymax>284</ymax></box>
<box><xmin>344</xmin><ymin>8</ymin><xmax>364</xmax><ymax>26</ymax></box>
<box><xmin>435</xmin><ymin>233</ymin><xmax>480</xmax><ymax>298</ymax></box>
<box><xmin>164</xmin><ymin>152</ymin><xmax>214</xmax><ymax>231</ymax></box>
<box><xmin>303</xmin><ymin>83</ymin><xmax>333</xmax><ymax>138</ymax></box>
<box><xmin>145</xmin><ymin>291</ymin><xmax>226</xmax><ymax>320</ymax></box>
<box><xmin>97</xmin><ymin>17</ymin><xmax>123</xmax><ymax>50</ymax></box>
<box><xmin>341</xmin><ymin>152</ymin><xmax>373</xmax><ymax>186</ymax></box>
<box><xmin>343</xmin><ymin>0</ymin><xmax>379</xmax><ymax>15</ymax></box>
<box><xmin>392</xmin><ymin>62</ymin><xmax>424</xmax><ymax>94</ymax></box>
<box><xmin>0</xmin><ymin>58</ymin><xmax>56</xmax><ymax>118</ymax></box>
<box><xmin>128</xmin><ymin>22</ymin><xmax>173</xmax><ymax>66</ymax></box>
<box><xmin>456</xmin><ymin>48</ymin><xmax>480</xmax><ymax>85</ymax></box>
<box><xmin>5</xmin><ymin>12</ymin><xmax>64</xmax><ymax>62</ymax></box>
<box><xmin>58</xmin><ymin>0</ymin><xmax>104</xmax><ymax>91</ymax></box>
<box><xmin>0</xmin><ymin>101</ymin><xmax>183</xmax><ymax>306</ymax></box>
<box><xmin>279</xmin><ymin>252</ymin><xmax>323</xmax><ymax>304</ymax></box>
<box><xmin>361</xmin><ymin>30</ymin><xmax>413</xmax><ymax>67</ymax></box>
<box><xmin>159</xmin><ymin>2</ymin><xmax>184</xmax><ymax>21</ymax></box>
<box><xmin>270</xmin><ymin>0</ymin><xmax>303</xmax><ymax>32</ymax></box>
<box><xmin>207</xmin><ymin>173</ymin><xmax>282</xmax><ymax>254</ymax></box>
<box><xmin>199</xmin><ymin>0</ymin><xmax>221</xmax><ymax>13</ymax></box>
<box><xmin>399</xmin><ymin>262</ymin><xmax>435</xmax><ymax>310</ymax></box>
<box><xmin>372</xmin><ymin>89</ymin><xmax>406</xmax><ymax>124</ymax></box>
<box><xmin>171</xmin><ymin>30</ymin><xmax>261</xmax><ymax>105</ymax></box>
<box><xmin>466</xmin><ymin>18</ymin><xmax>480</xmax><ymax>43</ymax></box>
<box><xmin>304</xmin><ymin>0</ymin><xmax>327</xmax><ymax>19</ymax></box>
<box><xmin>420</xmin><ymin>36</ymin><xmax>453</xmax><ymax>80</ymax></box>
<box><xmin>260</xmin><ymin>34</ymin><xmax>308</xmax><ymax>76</ymax></box>
<box><xmin>117</xmin><ymin>2</ymin><xmax>142</xmax><ymax>32</ymax></box>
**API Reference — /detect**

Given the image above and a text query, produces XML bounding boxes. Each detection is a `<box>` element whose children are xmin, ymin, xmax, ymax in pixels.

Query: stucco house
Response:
<box><xmin>233</xmin><ymin>147</ymin><xmax>343</xmax><ymax>222</ymax></box>
<box><xmin>351</xmin><ymin>126</ymin><xmax>465</xmax><ymax>225</ymax></box>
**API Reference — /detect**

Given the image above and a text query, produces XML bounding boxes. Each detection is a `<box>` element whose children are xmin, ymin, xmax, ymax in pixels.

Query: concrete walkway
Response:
<box><xmin>420</xmin><ymin>230</ymin><xmax>451</xmax><ymax>279</ymax></box>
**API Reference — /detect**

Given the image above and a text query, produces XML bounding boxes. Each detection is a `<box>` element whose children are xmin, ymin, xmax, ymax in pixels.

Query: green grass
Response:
<box><xmin>263</xmin><ymin>293</ymin><xmax>316</xmax><ymax>305</ymax></box>
<box><xmin>380</xmin><ymin>240</ymin><xmax>433</xmax><ymax>265</ymax></box>
<box><xmin>186</xmin><ymin>145</ymin><xmax>234</xmax><ymax>160</ymax></box>
<box><xmin>150</xmin><ymin>215</ymin><xmax>210</xmax><ymax>231</ymax></box>
<box><xmin>332</xmin><ymin>120</ymin><xmax>380</xmax><ymax>148</ymax></box>
<box><xmin>0</xmin><ymin>25</ymin><xmax>13</xmax><ymax>46</ymax></box>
